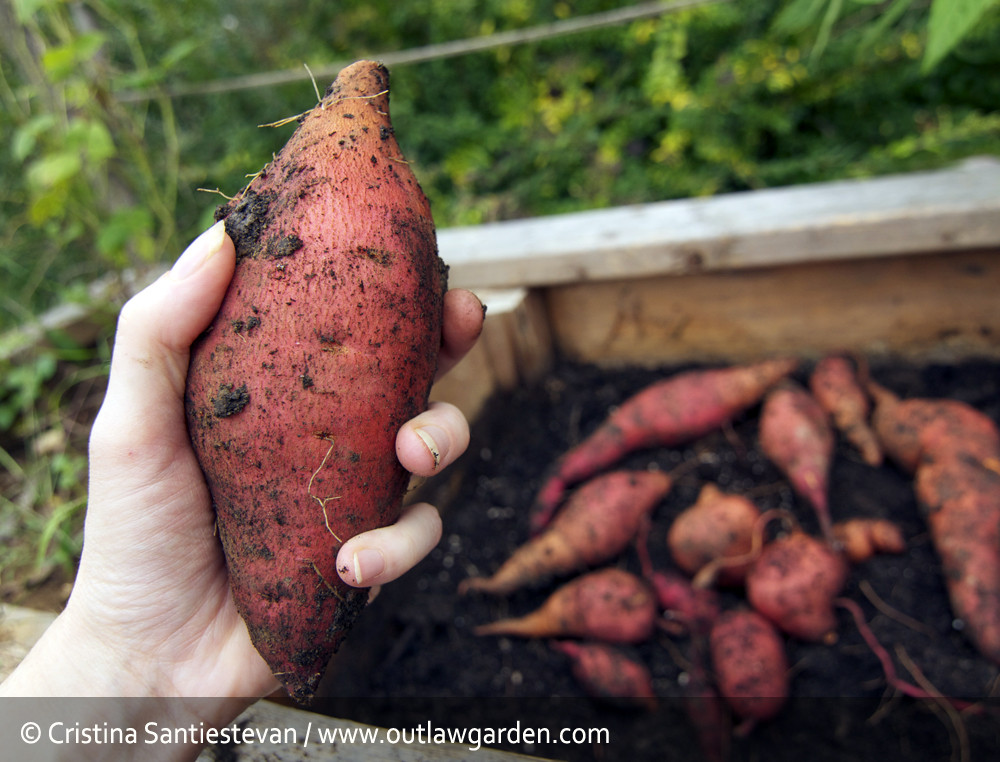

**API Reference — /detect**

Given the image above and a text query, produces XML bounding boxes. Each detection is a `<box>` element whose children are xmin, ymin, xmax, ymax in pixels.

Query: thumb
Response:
<box><xmin>91</xmin><ymin>221</ymin><xmax>235</xmax><ymax>458</ymax></box>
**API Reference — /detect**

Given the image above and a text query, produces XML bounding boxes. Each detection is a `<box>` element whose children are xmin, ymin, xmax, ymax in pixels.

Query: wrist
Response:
<box><xmin>1</xmin><ymin>608</ymin><xmax>256</xmax><ymax>761</ymax></box>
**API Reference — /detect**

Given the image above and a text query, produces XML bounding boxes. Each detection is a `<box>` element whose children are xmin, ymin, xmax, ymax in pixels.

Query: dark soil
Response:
<box><xmin>318</xmin><ymin>357</ymin><xmax>1000</xmax><ymax>761</ymax></box>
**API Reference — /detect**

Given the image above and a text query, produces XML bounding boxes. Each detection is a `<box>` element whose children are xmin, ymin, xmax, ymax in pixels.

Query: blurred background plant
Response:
<box><xmin>1</xmin><ymin>0</ymin><xmax>997</xmax><ymax>604</ymax></box>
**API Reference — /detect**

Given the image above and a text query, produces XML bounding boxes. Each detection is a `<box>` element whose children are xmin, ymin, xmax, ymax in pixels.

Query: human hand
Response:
<box><xmin>1</xmin><ymin>222</ymin><xmax>482</xmax><ymax>721</ymax></box>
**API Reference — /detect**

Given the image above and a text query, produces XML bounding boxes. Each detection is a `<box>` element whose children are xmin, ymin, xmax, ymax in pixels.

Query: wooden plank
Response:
<box><xmin>440</xmin><ymin>156</ymin><xmax>1000</xmax><ymax>289</ymax></box>
<box><xmin>196</xmin><ymin>699</ymin><xmax>552</xmax><ymax>762</ymax></box>
<box><xmin>546</xmin><ymin>248</ymin><xmax>1000</xmax><ymax>366</ymax></box>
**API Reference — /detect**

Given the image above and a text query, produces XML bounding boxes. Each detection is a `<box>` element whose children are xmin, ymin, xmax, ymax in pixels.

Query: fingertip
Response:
<box><xmin>159</xmin><ymin>223</ymin><xmax>236</xmax><ymax>351</ymax></box>
<box><xmin>396</xmin><ymin>401</ymin><xmax>469</xmax><ymax>477</ymax></box>
<box><xmin>337</xmin><ymin>503</ymin><xmax>442</xmax><ymax>588</ymax></box>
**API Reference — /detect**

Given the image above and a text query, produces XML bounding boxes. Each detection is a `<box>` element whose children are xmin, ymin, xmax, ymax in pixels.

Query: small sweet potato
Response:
<box><xmin>809</xmin><ymin>355</ymin><xmax>882</xmax><ymax>466</ymax></box>
<box><xmin>551</xmin><ymin>640</ymin><xmax>657</xmax><ymax>710</ymax></box>
<box><xmin>759</xmin><ymin>381</ymin><xmax>836</xmax><ymax>544</ymax></box>
<box><xmin>745</xmin><ymin>530</ymin><xmax>848</xmax><ymax>642</ymax></box>
<box><xmin>184</xmin><ymin>61</ymin><xmax>447</xmax><ymax>702</ymax></box>
<box><xmin>668</xmin><ymin>483</ymin><xmax>761</xmax><ymax>586</ymax></box>
<box><xmin>474</xmin><ymin>567</ymin><xmax>657</xmax><ymax>643</ymax></box>
<box><xmin>832</xmin><ymin>518</ymin><xmax>906</xmax><ymax>564</ymax></box>
<box><xmin>709</xmin><ymin>608</ymin><xmax>789</xmax><ymax>723</ymax></box>
<box><xmin>531</xmin><ymin>358</ymin><xmax>798</xmax><ymax>533</ymax></box>
<box><xmin>460</xmin><ymin>470</ymin><xmax>671</xmax><ymax>596</ymax></box>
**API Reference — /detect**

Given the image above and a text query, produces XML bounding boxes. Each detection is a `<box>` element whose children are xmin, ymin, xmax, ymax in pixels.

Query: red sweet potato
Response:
<box><xmin>868</xmin><ymin>381</ymin><xmax>1000</xmax><ymax>474</ymax></box>
<box><xmin>184</xmin><ymin>61</ymin><xmax>447</xmax><ymax>702</ymax></box>
<box><xmin>531</xmin><ymin>358</ymin><xmax>798</xmax><ymax>533</ymax></box>
<box><xmin>759</xmin><ymin>381</ymin><xmax>836</xmax><ymax>544</ymax></box>
<box><xmin>668</xmin><ymin>483</ymin><xmax>761</xmax><ymax>586</ymax></box>
<box><xmin>551</xmin><ymin>640</ymin><xmax>657</xmax><ymax>710</ymax></box>
<box><xmin>915</xmin><ymin>455</ymin><xmax>1000</xmax><ymax>664</ymax></box>
<box><xmin>868</xmin><ymin>381</ymin><xmax>1000</xmax><ymax>664</ymax></box>
<box><xmin>460</xmin><ymin>470</ymin><xmax>671</xmax><ymax>596</ymax></box>
<box><xmin>809</xmin><ymin>355</ymin><xmax>882</xmax><ymax>466</ymax></box>
<box><xmin>708</xmin><ymin>609</ymin><xmax>789</xmax><ymax>723</ymax></box>
<box><xmin>831</xmin><ymin>518</ymin><xmax>906</xmax><ymax>564</ymax></box>
<box><xmin>745</xmin><ymin>530</ymin><xmax>848</xmax><ymax>642</ymax></box>
<box><xmin>473</xmin><ymin>567</ymin><xmax>657</xmax><ymax>642</ymax></box>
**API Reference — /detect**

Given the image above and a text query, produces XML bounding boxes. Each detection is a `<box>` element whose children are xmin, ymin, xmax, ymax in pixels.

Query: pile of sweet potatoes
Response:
<box><xmin>461</xmin><ymin>354</ymin><xmax>999</xmax><ymax>758</ymax></box>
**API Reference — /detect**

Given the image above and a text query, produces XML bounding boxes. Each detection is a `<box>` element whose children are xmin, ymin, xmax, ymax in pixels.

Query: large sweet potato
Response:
<box><xmin>459</xmin><ymin>470</ymin><xmax>672</xmax><ymax>596</ymax></box>
<box><xmin>530</xmin><ymin>358</ymin><xmax>798</xmax><ymax>533</ymax></box>
<box><xmin>869</xmin><ymin>381</ymin><xmax>1000</xmax><ymax>664</ymax></box>
<box><xmin>184</xmin><ymin>61</ymin><xmax>447</xmax><ymax>702</ymax></box>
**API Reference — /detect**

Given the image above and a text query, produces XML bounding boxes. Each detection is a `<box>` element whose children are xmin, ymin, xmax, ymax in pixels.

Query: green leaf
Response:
<box><xmin>66</xmin><ymin>119</ymin><xmax>116</xmax><ymax>163</ymax></box>
<box><xmin>160</xmin><ymin>39</ymin><xmax>199</xmax><ymax>72</ymax></box>
<box><xmin>923</xmin><ymin>0</ymin><xmax>999</xmax><ymax>72</ymax></box>
<box><xmin>11</xmin><ymin>114</ymin><xmax>58</xmax><ymax>162</ymax></box>
<box><xmin>40</xmin><ymin>32</ymin><xmax>107</xmax><ymax>82</ymax></box>
<box><xmin>11</xmin><ymin>0</ymin><xmax>54</xmax><ymax>24</ymax></box>
<box><xmin>26</xmin><ymin>151</ymin><xmax>82</xmax><ymax>189</ymax></box>
<box><xmin>772</xmin><ymin>0</ymin><xmax>830</xmax><ymax>35</ymax></box>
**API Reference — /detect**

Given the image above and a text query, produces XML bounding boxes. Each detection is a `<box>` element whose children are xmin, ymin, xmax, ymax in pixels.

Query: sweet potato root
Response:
<box><xmin>708</xmin><ymin>609</ymin><xmax>789</xmax><ymax>724</ymax></box>
<box><xmin>809</xmin><ymin>355</ymin><xmax>882</xmax><ymax>466</ymax></box>
<box><xmin>681</xmin><ymin>643</ymin><xmax>732</xmax><ymax>762</ymax></box>
<box><xmin>531</xmin><ymin>358</ymin><xmax>798</xmax><ymax>533</ymax></box>
<box><xmin>184</xmin><ymin>61</ymin><xmax>447</xmax><ymax>702</ymax></box>
<box><xmin>473</xmin><ymin>568</ymin><xmax>657</xmax><ymax>642</ymax></box>
<box><xmin>759</xmin><ymin>381</ymin><xmax>836</xmax><ymax>544</ymax></box>
<box><xmin>551</xmin><ymin>640</ymin><xmax>657</xmax><ymax>710</ymax></box>
<box><xmin>832</xmin><ymin>518</ymin><xmax>906</xmax><ymax>564</ymax></box>
<box><xmin>745</xmin><ymin>530</ymin><xmax>848</xmax><ymax>642</ymax></box>
<box><xmin>668</xmin><ymin>483</ymin><xmax>761</xmax><ymax>586</ymax></box>
<box><xmin>460</xmin><ymin>470</ymin><xmax>672</xmax><ymax>596</ymax></box>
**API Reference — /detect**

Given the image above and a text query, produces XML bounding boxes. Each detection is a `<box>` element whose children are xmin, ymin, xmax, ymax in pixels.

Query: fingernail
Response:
<box><xmin>170</xmin><ymin>220</ymin><xmax>226</xmax><ymax>280</ymax></box>
<box><xmin>415</xmin><ymin>426</ymin><xmax>447</xmax><ymax>469</ymax></box>
<box><xmin>353</xmin><ymin>548</ymin><xmax>385</xmax><ymax>586</ymax></box>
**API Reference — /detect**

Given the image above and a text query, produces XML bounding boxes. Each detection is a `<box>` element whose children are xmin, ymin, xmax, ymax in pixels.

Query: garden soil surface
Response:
<box><xmin>318</xmin><ymin>357</ymin><xmax>1000</xmax><ymax>761</ymax></box>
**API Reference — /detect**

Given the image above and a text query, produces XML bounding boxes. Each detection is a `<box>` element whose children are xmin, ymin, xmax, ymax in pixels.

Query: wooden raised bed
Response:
<box><xmin>4</xmin><ymin>157</ymin><xmax>1000</xmax><ymax>760</ymax></box>
<box><xmin>432</xmin><ymin>156</ymin><xmax>1000</xmax><ymax>419</ymax></box>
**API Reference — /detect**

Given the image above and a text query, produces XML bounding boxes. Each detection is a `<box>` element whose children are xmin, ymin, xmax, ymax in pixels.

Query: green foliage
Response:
<box><xmin>0</xmin><ymin>0</ymin><xmax>998</xmax><ymax>591</ymax></box>
<box><xmin>924</xmin><ymin>0</ymin><xmax>999</xmax><ymax>72</ymax></box>
<box><xmin>3</xmin><ymin>0</ymin><xmax>998</xmax><ymax>327</ymax></box>
<box><xmin>0</xmin><ymin>330</ymin><xmax>109</xmax><ymax>585</ymax></box>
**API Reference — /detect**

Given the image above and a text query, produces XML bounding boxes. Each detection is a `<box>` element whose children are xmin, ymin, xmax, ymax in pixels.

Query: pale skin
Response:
<box><xmin>0</xmin><ymin>223</ymin><xmax>483</xmax><ymax>741</ymax></box>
